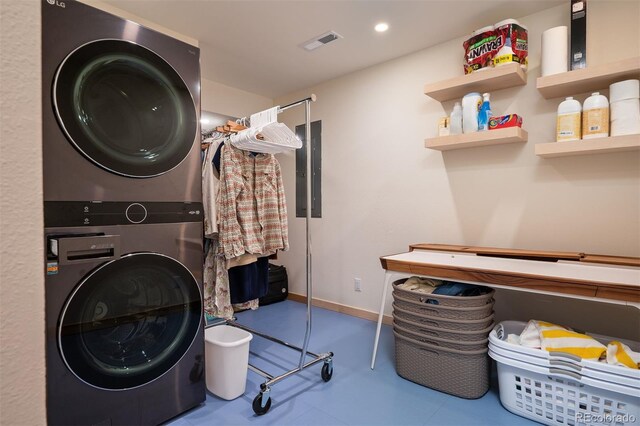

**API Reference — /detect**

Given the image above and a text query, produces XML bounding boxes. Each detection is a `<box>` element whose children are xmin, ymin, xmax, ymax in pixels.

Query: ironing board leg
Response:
<box><xmin>371</xmin><ymin>271</ymin><xmax>395</xmax><ymax>369</ymax></box>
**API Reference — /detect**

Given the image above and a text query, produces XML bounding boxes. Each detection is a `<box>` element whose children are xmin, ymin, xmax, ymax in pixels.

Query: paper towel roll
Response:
<box><xmin>542</xmin><ymin>26</ymin><xmax>568</xmax><ymax>77</ymax></box>
<box><xmin>610</xmin><ymin>79</ymin><xmax>640</xmax><ymax>103</ymax></box>
<box><xmin>611</xmin><ymin>98</ymin><xmax>640</xmax><ymax>136</ymax></box>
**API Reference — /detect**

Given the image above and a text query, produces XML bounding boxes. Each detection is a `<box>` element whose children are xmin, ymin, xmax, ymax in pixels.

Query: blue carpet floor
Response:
<box><xmin>168</xmin><ymin>300</ymin><xmax>537</xmax><ymax>426</ymax></box>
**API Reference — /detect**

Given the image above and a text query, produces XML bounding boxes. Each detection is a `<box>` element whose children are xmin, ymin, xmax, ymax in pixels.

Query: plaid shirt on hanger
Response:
<box><xmin>218</xmin><ymin>143</ymin><xmax>289</xmax><ymax>260</ymax></box>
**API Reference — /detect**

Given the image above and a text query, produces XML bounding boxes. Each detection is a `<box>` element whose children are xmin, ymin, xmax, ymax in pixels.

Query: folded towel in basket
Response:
<box><xmin>541</xmin><ymin>328</ymin><xmax>607</xmax><ymax>361</ymax></box>
<box><xmin>397</xmin><ymin>276</ymin><xmax>443</xmax><ymax>294</ymax></box>
<box><xmin>519</xmin><ymin>320</ymin><xmax>565</xmax><ymax>348</ymax></box>
<box><xmin>515</xmin><ymin>320</ymin><xmax>640</xmax><ymax>367</ymax></box>
<box><xmin>607</xmin><ymin>341</ymin><xmax>640</xmax><ymax>369</ymax></box>
<box><xmin>519</xmin><ymin>320</ymin><xmax>607</xmax><ymax>361</ymax></box>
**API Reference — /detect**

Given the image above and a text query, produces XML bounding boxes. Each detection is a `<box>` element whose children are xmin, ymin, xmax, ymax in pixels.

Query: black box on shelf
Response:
<box><xmin>570</xmin><ymin>0</ymin><xmax>587</xmax><ymax>70</ymax></box>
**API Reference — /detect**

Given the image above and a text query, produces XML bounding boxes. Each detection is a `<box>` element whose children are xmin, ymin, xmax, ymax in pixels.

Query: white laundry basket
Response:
<box><xmin>490</xmin><ymin>350</ymin><xmax>640</xmax><ymax>426</ymax></box>
<box><xmin>489</xmin><ymin>321</ymin><xmax>640</xmax><ymax>426</ymax></box>
<box><xmin>204</xmin><ymin>325</ymin><xmax>253</xmax><ymax>400</ymax></box>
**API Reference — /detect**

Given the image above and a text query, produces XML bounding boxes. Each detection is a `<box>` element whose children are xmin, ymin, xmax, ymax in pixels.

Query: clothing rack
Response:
<box><xmin>207</xmin><ymin>94</ymin><xmax>334</xmax><ymax>416</ymax></box>
<box><xmin>200</xmin><ymin>121</ymin><xmax>246</xmax><ymax>149</ymax></box>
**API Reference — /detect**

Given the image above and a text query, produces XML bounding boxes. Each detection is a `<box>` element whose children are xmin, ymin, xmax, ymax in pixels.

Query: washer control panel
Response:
<box><xmin>44</xmin><ymin>201</ymin><xmax>203</xmax><ymax>227</ymax></box>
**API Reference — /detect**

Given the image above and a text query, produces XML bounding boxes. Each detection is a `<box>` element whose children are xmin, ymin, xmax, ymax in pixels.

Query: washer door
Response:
<box><xmin>59</xmin><ymin>253</ymin><xmax>202</xmax><ymax>390</ymax></box>
<box><xmin>53</xmin><ymin>40</ymin><xmax>197</xmax><ymax>178</ymax></box>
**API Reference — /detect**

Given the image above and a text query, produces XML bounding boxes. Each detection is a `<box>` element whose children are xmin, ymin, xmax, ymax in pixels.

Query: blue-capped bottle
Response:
<box><xmin>478</xmin><ymin>92</ymin><xmax>492</xmax><ymax>131</ymax></box>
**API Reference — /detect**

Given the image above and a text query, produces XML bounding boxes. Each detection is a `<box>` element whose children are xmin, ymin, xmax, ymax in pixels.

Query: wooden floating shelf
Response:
<box><xmin>537</xmin><ymin>57</ymin><xmax>640</xmax><ymax>99</ymax></box>
<box><xmin>425</xmin><ymin>127</ymin><xmax>528</xmax><ymax>151</ymax></box>
<box><xmin>535</xmin><ymin>134</ymin><xmax>640</xmax><ymax>158</ymax></box>
<box><xmin>424</xmin><ymin>63</ymin><xmax>527</xmax><ymax>102</ymax></box>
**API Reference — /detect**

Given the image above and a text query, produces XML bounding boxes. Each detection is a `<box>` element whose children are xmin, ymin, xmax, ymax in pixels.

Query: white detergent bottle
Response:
<box><xmin>583</xmin><ymin>92</ymin><xmax>609</xmax><ymax>139</ymax></box>
<box><xmin>556</xmin><ymin>97</ymin><xmax>581</xmax><ymax>142</ymax></box>
<box><xmin>450</xmin><ymin>102</ymin><xmax>463</xmax><ymax>135</ymax></box>
<box><xmin>462</xmin><ymin>92</ymin><xmax>482</xmax><ymax>133</ymax></box>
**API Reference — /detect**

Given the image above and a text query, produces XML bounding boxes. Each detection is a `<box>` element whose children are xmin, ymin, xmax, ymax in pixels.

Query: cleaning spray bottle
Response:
<box><xmin>478</xmin><ymin>93</ymin><xmax>492</xmax><ymax>131</ymax></box>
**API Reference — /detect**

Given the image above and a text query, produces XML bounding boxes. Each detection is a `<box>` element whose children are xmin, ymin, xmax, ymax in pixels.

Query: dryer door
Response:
<box><xmin>59</xmin><ymin>252</ymin><xmax>202</xmax><ymax>390</ymax></box>
<box><xmin>53</xmin><ymin>39</ymin><xmax>197</xmax><ymax>178</ymax></box>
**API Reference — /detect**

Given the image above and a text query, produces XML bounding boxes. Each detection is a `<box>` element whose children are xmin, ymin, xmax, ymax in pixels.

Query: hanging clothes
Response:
<box><xmin>203</xmin><ymin>237</ymin><xmax>259</xmax><ymax>319</ymax></box>
<box><xmin>228</xmin><ymin>256</ymin><xmax>270</xmax><ymax>304</ymax></box>
<box><xmin>218</xmin><ymin>143</ymin><xmax>289</xmax><ymax>260</ymax></box>
<box><xmin>202</xmin><ymin>140</ymin><xmax>260</xmax><ymax>319</ymax></box>
<box><xmin>213</xmin><ymin>140</ymin><xmax>224</xmax><ymax>173</ymax></box>
<box><xmin>202</xmin><ymin>138</ymin><xmax>224</xmax><ymax>238</ymax></box>
<box><xmin>203</xmin><ymin>238</ymin><xmax>233</xmax><ymax>319</ymax></box>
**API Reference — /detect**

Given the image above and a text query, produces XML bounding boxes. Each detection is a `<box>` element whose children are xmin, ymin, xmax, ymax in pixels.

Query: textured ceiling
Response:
<box><xmin>104</xmin><ymin>0</ymin><xmax>563</xmax><ymax>98</ymax></box>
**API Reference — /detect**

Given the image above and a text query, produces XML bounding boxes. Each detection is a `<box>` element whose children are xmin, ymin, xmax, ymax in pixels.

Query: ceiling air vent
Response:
<box><xmin>301</xmin><ymin>31</ymin><xmax>343</xmax><ymax>51</ymax></box>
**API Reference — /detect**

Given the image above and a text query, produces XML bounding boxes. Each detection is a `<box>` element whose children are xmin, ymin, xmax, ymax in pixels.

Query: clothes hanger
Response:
<box><xmin>229</xmin><ymin>107</ymin><xmax>302</xmax><ymax>154</ymax></box>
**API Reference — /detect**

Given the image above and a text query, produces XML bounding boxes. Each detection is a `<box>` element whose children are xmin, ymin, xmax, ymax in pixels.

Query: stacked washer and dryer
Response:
<box><xmin>42</xmin><ymin>1</ymin><xmax>205</xmax><ymax>424</ymax></box>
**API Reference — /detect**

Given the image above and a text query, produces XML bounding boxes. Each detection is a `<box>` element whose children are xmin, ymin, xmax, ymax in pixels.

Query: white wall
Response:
<box><xmin>274</xmin><ymin>3</ymin><xmax>640</xmax><ymax>338</ymax></box>
<box><xmin>201</xmin><ymin>78</ymin><xmax>273</xmax><ymax>119</ymax></box>
<box><xmin>0</xmin><ymin>2</ymin><xmax>46</xmax><ymax>425</ymax></box>
<box><xmin>587</xmin><ymin>0</ymin><xmax>640</xmax><ymax>67</ymax></box>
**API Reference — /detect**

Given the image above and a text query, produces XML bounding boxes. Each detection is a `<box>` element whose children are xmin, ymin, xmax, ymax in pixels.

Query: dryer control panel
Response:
<box><xmin>44</xmin><ymin>201</ymin><xmax>203</xmax><ymax>227</ymax></box>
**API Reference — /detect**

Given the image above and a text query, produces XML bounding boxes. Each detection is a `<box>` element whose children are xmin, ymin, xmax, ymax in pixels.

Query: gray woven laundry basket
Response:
<box><xmin>394</xmin><ymin>330</ymin><xmax>490</xmax><ymax>399</ymax></box>
<box><xmin>392</xmin><ymin>302</ymin><xmax>494</xmax><ymax>332</ymax></box>
<box><xmin>393</xmin><ymin>321</ymin><xmax>488</xmax><ymax>351</ymax></box>
<box><xmin>392</xmin><ymin>279</ymin><xmax>494</xmax><ymax>307</ymax></box>
<box><xmin>393</xmin><ymin>312</ymin><xmax>493</xmax><ymax>343</ymax></box>
<box><xmin>393</xmin><ymin>293</ymin><xmax>494</xmax><ymax>320</ymax></box>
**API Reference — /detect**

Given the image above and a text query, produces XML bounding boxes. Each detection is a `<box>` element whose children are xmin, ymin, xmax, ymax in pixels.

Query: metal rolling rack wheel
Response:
<box><xmin>321</xmin><ymin>358</ymin><xmax>333</xmax><ymax>382</ymax></box>
<box><xmin>252</xmin><ymin>389</ymin><xmax>271</xmax><ymax>416</ymax></box>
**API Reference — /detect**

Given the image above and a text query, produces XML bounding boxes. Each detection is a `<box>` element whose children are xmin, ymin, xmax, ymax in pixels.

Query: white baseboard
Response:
<box><xmin>287</xmin><ymin>293</ymin><xmax>392</xmax><ymax>325</ymax></box>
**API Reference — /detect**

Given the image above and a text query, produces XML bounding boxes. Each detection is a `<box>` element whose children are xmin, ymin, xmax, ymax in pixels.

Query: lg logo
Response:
<box><xmin>47</xmin><ymin>0</ymin><xmax>66</xmax><ymax>8</ymax></box>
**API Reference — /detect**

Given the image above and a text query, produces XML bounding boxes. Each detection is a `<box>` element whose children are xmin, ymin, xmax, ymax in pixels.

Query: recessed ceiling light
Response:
<box><xmin>375</xmin><ymin>23</ymin><xmax>389</xmax><ymax>33</ymax></box>
<box><xmin>200</xmin><ymin>118</ymin><xmax>210</xmax><ymax>124</ymax></box>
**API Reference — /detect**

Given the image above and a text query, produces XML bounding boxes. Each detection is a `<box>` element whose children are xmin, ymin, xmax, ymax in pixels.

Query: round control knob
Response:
<box><xmin>125</xmin><ymin>203</ymin><xmax>147</xmax><ymax>224</ymax></box>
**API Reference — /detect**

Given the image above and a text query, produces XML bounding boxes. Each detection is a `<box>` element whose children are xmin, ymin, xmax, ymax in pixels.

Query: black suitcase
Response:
<box><xmin>260</xmin><ymin>263</ymin><xmax>288</xmax><ymax>305</ymax></box>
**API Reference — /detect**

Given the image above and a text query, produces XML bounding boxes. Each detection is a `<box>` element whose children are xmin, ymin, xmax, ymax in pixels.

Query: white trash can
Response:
<box><xmin>204</xmin><ymin>325</ymin><xmax>253</xmax><ymax>400</ymax></box>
